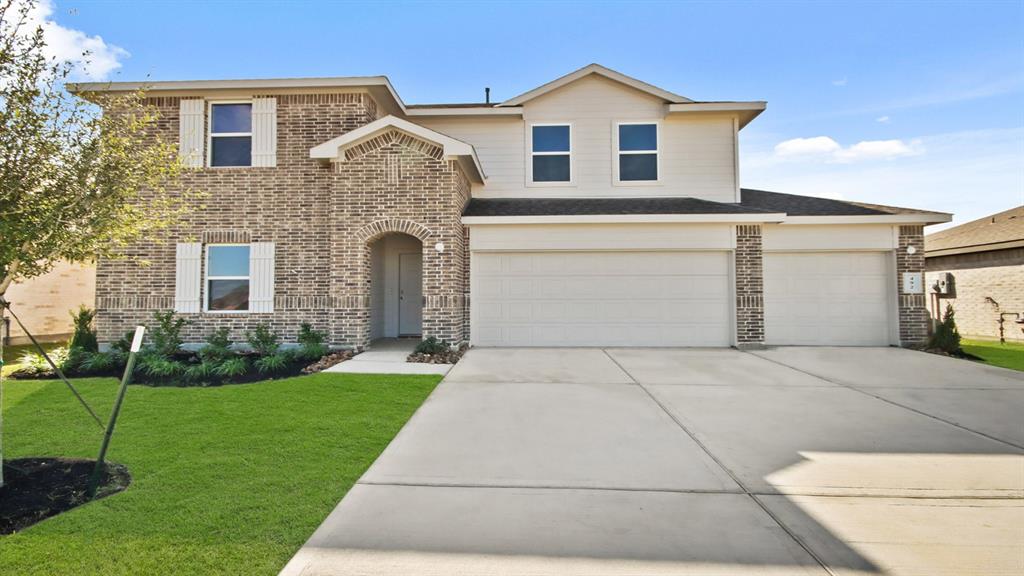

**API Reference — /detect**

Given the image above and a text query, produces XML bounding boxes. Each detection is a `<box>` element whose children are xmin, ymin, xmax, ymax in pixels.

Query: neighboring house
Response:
<box><xmin>70</xmin><ymin>64</ymin><xmax>950</xmax><ymax>350</ymax></box>
<box><xmin>925</xmin><ymin>206</ymin><xmax>1024</xmax><ymax>342</ymax></box>
<box><xmin>1</xmin><ymin>261</ymin><xmax>96</xmax><ymax>345</ymax></box>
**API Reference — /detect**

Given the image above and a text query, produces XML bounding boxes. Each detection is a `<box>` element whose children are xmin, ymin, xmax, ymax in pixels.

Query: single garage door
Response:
<box><xmin>764</xmin><ymin>252</ymin><xmax>892</xmax><ymax>346</ymax></box>
<box><xmin>472</xmin><ymin>251</ymin><xmax>731</xmax><ymax>347</ymax></box>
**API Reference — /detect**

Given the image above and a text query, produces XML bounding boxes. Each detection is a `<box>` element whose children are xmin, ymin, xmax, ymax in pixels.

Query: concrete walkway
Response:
<box><xmin>323</xmin><ymin>338</ymin><xmax>452</xmax><ymax>376</ymax></box>
<box><xmin>283</xmin><ymin>346</ymin><xmax>1024</xmax><ymax>576</ymax></box>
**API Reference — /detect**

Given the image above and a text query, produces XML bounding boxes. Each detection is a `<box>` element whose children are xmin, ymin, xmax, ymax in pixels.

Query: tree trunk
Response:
<box><xmin>0</xmin><ymin>262</ymin><xmax>16</xmax><ymax>487</ymax></box>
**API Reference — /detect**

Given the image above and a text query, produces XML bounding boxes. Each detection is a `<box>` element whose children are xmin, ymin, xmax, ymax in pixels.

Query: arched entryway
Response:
<box><xmin>368</xmin><ymin>233</ymin><xmax>423</xmax><ymax>340</ymax></box>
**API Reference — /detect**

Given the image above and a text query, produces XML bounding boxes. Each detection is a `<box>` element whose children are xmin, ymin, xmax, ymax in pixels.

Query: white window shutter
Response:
<box><xmin>249</xmin><ymin>242</ymin><xmax>275</xmax><ymax>313</ymax></box>
<box><xmin>251</xmin><ymin>98</ymin><xmax>277</xmax><ymax>167</ymax></box>
<box><xmin>174</xmin><ymin>243</ymin><xmax>202</xmax><ymax>313</ymax></box>
<box><xmin>178</xmin><ymin>99</ymin><xmax>205</xmax><ymax>168</ymax></box>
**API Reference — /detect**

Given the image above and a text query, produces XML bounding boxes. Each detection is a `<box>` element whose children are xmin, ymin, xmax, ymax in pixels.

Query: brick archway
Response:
<box><xmin>356</xmin><ymin>219</ymin><xmax>434</xmax><ymax>245</ymax></box>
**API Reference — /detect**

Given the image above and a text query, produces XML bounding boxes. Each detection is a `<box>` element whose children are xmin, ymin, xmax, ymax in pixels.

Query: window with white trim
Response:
<box><xmin>209</xmin><ymin>103</ymin><xmax>252</xmax><ymax>167</ymax></box>
<box><xmin>617</xmin><ymin>123</ymin><xmax>658</xmax><ymax>182</ymax></box>
<box><xmin>206</xmin><ymin>244</ymin><xmax>250</xmax><ymax>311</ymax></box>
<box><xmin>531</xmin><ymin>124</ymin><xmax>571</xmax><ymax>182</ymax></box>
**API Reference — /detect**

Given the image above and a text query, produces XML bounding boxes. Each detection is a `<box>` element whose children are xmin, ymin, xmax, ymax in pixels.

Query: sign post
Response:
<box><xmin>87</xmin><ymin>326</ymin><xmax>145</xmax><ymax>498</ymax></box>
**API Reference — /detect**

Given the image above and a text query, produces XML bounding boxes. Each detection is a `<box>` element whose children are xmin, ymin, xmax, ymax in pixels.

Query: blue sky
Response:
<box><xmin>36</xmin><ymin>0</ymin><xmax>1024</xmax><ymax>229</ymax></box>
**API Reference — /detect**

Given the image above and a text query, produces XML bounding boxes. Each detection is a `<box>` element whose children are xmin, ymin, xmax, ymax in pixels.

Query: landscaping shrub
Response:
<box><xmin>68</xmin><ymin>306</ymin><xmax>99</xmax><ymax>353</ymax></box>
<box><xmin>246</xmin><ymin>324</ymin><xmax>280</xmax><ymax>357</ymax></box>
<box><xmin>12</xmin><ymin>347</ymin><xmax>69</xmax><ymax>377</ymax></box>
<box><xmin>148</xmin><ymin>310</ymin><xmax>189</xmax><ymax>359</ymax></box>
<box><xmin>294</xmin><ymin>323</ymin><xmax>329</xmax><ymax>361</ymax></box>
<box><xmin>198</xmin><ymin>328</ymin><xmax>234</xmax><ymax>364</ymax></box>
<box><xmin>183</xmin><ymin>361</ymin><xmax>217</xmax><ymax>384</ymax></box>
<box><xmin>77</xmin><ymin>350</ymin><xmax>126</xmax><ymax>374</ymax></box>
<box><xmin>254</xmin><ymin>353</ymin><xmax>290</xmax><ymax>374</ymax></box>
<box><xmin>414</xmin><ymin>336</ymin><xmax>450</xmax><ymax>355</ymax></box>
<box><xmin>214</xmin><ymin>356</ymin><xmax>248</xmax><ymax>379</ymax></box>
<box><xmin>138</xmin><ymin>354</ymin><xmax>186</xmax><ymax>379</ymax></box>
<box><xmin>929</xmin><ymin>303</ymin><xmax>962</xmax><ymax>355</ymax></box>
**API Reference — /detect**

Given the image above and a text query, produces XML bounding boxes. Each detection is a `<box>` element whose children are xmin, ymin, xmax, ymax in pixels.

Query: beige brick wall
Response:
<box><xmin>95</xmin><ymin>93</ymin><xmax>467</xmax><ymax>349</ymax></box>
<box><xmin>3</xmin><ymin>261</ymin><xmax>96</xmax><ymax>344</ymax></box>
<box><xmin>925</xmin><ymin>264</ymin><xmax>1024</xmax><ymax>342</ymax></box>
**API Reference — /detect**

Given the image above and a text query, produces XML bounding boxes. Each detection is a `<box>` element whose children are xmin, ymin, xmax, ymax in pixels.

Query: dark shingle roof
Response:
<box><xmin>739</xmin><ymin>188</ymin><xmax>946</xmax><ymax>217</ymax></box>
<box><xmin>926</xmin><ymin>205</ymin><xmax>1024</xmax><ymax>255</ymax></box>
<box><xmin>463</xmin><ymin>197</ymin><xmax>777</xmax><ymax>217</ymax></box>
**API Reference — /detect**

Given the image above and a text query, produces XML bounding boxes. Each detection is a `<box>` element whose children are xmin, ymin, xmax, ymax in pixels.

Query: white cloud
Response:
<box><xmin>744</xmin><ymin>128</ymin><xmax>1024</xmax><ymax>231</ymax></box>
<box><xmin>11</xmin><ymin>0</ymin><xmax>128</xmax><ymax>80</ymax></box>
<box><xmin>832</xmin><ymin>77</ymin><xmax>848</xmax><ymax>87</ymax></box>
<box><xmin>876</xmin><ymin>116</ymin><xmax>891</xmax><ymax>124</ymax></box>
<box><xmin>772</xmin><ymin>136</ymin><xmax>922</xmax><ymax>163</ymax></box>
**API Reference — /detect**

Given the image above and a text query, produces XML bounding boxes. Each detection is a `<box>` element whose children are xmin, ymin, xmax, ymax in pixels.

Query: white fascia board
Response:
<box><xmin>498</xmin><ymin>63</ymin><xmax>692</xmax><ymax>107</ymax></box>
<box><xmin>310</xmin><ymin>115</ymin><xmax>485</xmax><ymax>183</ymax></box>
<box><xmin>69</xmin><ymin>76</ymin><xmax>407</xmax><ymax>113</ymax></box>
<box><xmin>782</xmin><ymin>214</ymin><xmax>953</xmax><ymax>225</ymax></box>
<box><xmin>667</xmin><ymin>101</ymin><xmax>767</xmax><ymax>113</ymax></box>
<box><xmin>462</xmin><ymin>213</ymin><xmax>787</xmax><ymax>225</ymax></box>
<box><xmin>406</xmin><ymin>107</ymin><xmax>523</xmax><ymax>117</ymax></box>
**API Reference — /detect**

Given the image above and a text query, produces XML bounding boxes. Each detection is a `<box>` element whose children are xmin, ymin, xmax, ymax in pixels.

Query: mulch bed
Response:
<box><xmin>301</xmin><ymin>350</ymin><xmax>355</xmax><ymax>374</ymax></box>
<box><xmin>407</xmin><ymin>343</ymin><xmax>469</xmax><ymax>365</ymax></box>
<box><xmin>1</xmin><ymin>457</ymin><xmax>131</xmax><ymax>535</ymax></box>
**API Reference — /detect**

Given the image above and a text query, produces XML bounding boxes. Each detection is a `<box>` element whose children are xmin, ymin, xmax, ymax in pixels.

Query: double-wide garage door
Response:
<box><xmin>764</xmin><ymin>252</ymin><xmax>892</xmax><ymax>346</ymax></box>
<box><xmin>473</xmin><ymin>251</ymin><xmax>731</xmax><ymax>347</ymax></box>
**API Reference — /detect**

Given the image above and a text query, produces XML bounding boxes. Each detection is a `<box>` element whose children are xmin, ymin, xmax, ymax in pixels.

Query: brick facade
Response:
<box><xmin>925</xmin><ymin>248</ymin><xmax>1024</xmax><ymax>342</ymax></box>
<box><xmin>95</xmin><ymin>92</ymin><xmax>469</xmax><ymax>349</ymax></box>
<box><xmin>734</xmin><ymin>224</ymin><xmax>765</xmax><ymax>348</ymax></box>
<box><xmin>896</xmin><ymin>225</ymin><xmax>929</xmax><ymax>345</ymax></box>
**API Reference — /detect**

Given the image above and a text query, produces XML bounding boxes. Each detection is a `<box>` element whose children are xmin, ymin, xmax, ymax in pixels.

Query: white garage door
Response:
<box><xmin>472</xmin><ymin>251</ymin><xmax>731</xmax><ymax>347</ymax></box>
<box><xmin>764</xmin><ymin>252</ymin><xmax>892</xmax><ymax>346</ymax></box>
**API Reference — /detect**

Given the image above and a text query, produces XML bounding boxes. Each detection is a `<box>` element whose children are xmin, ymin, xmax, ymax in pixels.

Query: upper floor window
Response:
<box><xmin>617</xmin><ymin>123</ymin><xmax>658</xmax><ymax>182</ymax></box>
<box><xmin>531</xmin><ymin>124</ymin><xmax>571</xmax><ymax>183</ymax></box>
<box><xmin>209</xmin><ymin>103</ymin><xmax>252</xmax><ymax>167</ymax></box>
<box><xmin>206</xmin><ymin>244</ymin><xmax>250</xmax><ymax>311</ymax></box>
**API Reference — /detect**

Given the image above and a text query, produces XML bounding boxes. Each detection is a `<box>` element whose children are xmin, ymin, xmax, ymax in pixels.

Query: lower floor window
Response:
<box><xmin>206</xmin><ymin>244</ymin><xmax>250</xmax><ymax>311</ymax></box>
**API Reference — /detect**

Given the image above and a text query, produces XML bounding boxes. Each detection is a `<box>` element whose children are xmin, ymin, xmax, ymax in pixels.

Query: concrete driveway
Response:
<box><xmin>281</xmin><ymin>347</ymin><xmax>1024</xmax><ymax>576</ymax></box>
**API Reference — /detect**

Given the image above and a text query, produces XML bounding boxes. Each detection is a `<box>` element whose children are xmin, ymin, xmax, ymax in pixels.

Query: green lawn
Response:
<box><xmin>0</xmin><ymin>373</ymin><xmax>440</xmax><ymax>575</ymax></box>
<box><xmin>961</xmin><ymin>338</ymin><xmax>1024</xmax><ymax>372</ymax></box>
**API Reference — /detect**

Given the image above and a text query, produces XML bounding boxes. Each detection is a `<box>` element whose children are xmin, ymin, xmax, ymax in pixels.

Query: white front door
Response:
<box><xmin>398</xmin><ymin>253</ymin><xmax>423</xmax><ymax>336</ymax></box>
<box><xmin>764</xmin><ymin>251</ymin><xmax>892</xmax><ymax>345</ymax></box>
<box><xmin>471</xmin><ymin>251</ymin><xmax>731</xmax><ymax>347</ymax></box>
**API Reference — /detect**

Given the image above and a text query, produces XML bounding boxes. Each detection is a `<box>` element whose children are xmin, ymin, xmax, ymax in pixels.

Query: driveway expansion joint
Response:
<box><xmin>746</xmin><ymin>350</ymin><xmax>1024</xmax><ymax>451</ymax></box>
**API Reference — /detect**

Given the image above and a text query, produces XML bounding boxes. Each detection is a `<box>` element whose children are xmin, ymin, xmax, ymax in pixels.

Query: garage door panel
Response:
<box><xmin>765</xmin><ymin>252</ymin><xmax>891</xmax><ymax>346</ymax></box>
<box><xmin>473</xmin><ymin>251</ymin><xmax>731</xmax><ymax>347</ymax></box>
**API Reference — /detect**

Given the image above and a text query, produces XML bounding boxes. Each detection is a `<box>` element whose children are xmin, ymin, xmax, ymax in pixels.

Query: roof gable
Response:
<box><xmin>498</xmin><ymin>64</ymin><xmax>692</xmax><ymax>107</ymax></box>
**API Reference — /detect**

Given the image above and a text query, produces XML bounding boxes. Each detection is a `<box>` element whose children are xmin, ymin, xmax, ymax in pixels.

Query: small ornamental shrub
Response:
<box><xmin>78</xmin><ymin>350</ymin><xmax>126</xmax><ymax>374</ymax></box>
<box><xmin>199</xmin><ymin>328</ymin><xmax>234</xmax><ymax>364</ymax></box>
<box><xmin>294</xmin><ymin>323</ymin><xmax>329</xmax><ymax>360</ymax></box>
<box><xmin>929</xmin><ymin>303</ymin><xmax>962</xmax><ymax>355</ymax></box>
<box><xmin>14</xmin><ymin>346</ymin><xmax>69</xmax><ymax>376</ymax></box>
<box><xmin>148</xmin><ymin>310</ymin><xmax>189</xmax><ymax>359</ymax></box>
<box><xmin>184</xmin><ymin>361</ymin><xmax>217</xmax><ymax>384</ymax></box>
<box><xmin>245</xmin><ymin>324</ymin><xmax>280</xmax><ymax>357</ymax></box>
<box><xmin>68</xmin><ymin>306</ymin><xmax>99</xmax><ymax>353</ymax></box>
<box><xmin>214</xmin><ymin>356</ymin><xmax>248</xmax><ymax>379</ymax></box>
<box><xmin>254</xmin><ymin>353</ymin><xmax>290</xmax><ymax>374</ymax></box>
<box><xmin>138</xmin><ymin>354</ymin><xmax>186</xmax><ymax>379</ymax></box>
<box><xmin>414</xmin><ymin>336</ymin><xmax>450</xmax><ymax>355</ymax></box>
<box><xmin>112</xmin><ymin>330</ymin><xmax>136</xmax><ymax>354</ymax></box>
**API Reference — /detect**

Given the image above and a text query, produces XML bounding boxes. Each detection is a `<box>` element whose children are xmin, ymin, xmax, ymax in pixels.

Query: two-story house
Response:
<box><xmin>71</xmin><ymin>64</ymin><xmax>950</xmax><ymax>350</ymax></box>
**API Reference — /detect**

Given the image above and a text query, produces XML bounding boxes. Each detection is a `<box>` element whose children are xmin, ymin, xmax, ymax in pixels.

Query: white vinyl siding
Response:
<box><xmin>249</xmin><ymin>242</ymin><xmax>275</xmax><ymax>313</ymax></box>
<box><xmin>178</xmin><ymin>100</ymin><xmax>205</xmax><ymax>168</ymax></box>
<box><xmin>174</xmin><ymin>242</ymin><xmax>202</xmax><ymax>313</ymax></box>
<box><xmin>251</xmin><ymin>98</ymin><xmax>277</xmax><ymax>167</ymax></box>
<box><xmin>764</xmin><ymin>252</ymin><xmax>893</xmax><ymax>346</ymax></box>
<box><xmin>472</xmin><ymin>250</ymin><xmax>731</xmax><ymax>347</ymax></box>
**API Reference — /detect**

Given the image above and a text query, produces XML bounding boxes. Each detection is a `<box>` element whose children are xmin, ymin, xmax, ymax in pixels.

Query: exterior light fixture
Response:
<box><xmin>906</xmin><ymin>246</ymin><xmax>917</xmax><ymax>255</ymax></box>
<box><xmin>435</xmin><ymin>242</ymin><xmax>445</xmax><ymax>253</ymax></box>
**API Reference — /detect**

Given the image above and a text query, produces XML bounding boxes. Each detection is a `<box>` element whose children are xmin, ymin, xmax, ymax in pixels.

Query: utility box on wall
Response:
<box><xmin>902</xmin><ymin>272</ymin><xmax>923</xmax><ymax>294</ymax></box>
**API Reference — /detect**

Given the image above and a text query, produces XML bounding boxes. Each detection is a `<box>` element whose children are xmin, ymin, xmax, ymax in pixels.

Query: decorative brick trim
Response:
<box><xmin>202</xmin><ymin>229</ymin><xmax>251</xmax><ymax>243</ymax></box>
<box><xmin>355</xmin><ymin>219</ymin><xmax>435</xmax><ymax>243</ymax></box>
<box><xmin>735</xmin><ymin>224</ymin><xmax>765</xmax><ymax>347</ymax></box>
<box><xmin>897</xmin><ymin>225</ymin><xmax>929</xmax><ymax>345</ymax></box>
<box><xmin>343</xmin><ymin>129</ymin><xmax>444</xmax><ymax>162</ymax></box>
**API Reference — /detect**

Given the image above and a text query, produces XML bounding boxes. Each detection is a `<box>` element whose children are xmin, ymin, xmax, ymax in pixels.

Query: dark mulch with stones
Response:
<box><xmin>1</xmin><ymin>457</ymin><xmax>131</xmax><ymax>535</ymax></box>
<box><xmin>408</xmin><ymin>343</ymin><xmax>469</xmax><ymax>365</ymax></box>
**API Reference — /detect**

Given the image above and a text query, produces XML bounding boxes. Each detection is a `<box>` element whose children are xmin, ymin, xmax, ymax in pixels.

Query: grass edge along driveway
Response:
<box><xmin>961</xmin><ymin>338</ymin><xmax>1024</xmax><ymax>372</ymax></box>
<box><xmin>0</xmin><ymin>372</ymin><xmax>440</xmax><ymax>575</ymax></box>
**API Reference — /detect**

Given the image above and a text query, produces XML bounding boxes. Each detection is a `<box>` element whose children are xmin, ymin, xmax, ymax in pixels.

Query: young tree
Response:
<box><xmin>0</xmin><ymin>0</ymin><xmax>185</xmax><ymax>486</ymax></box>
